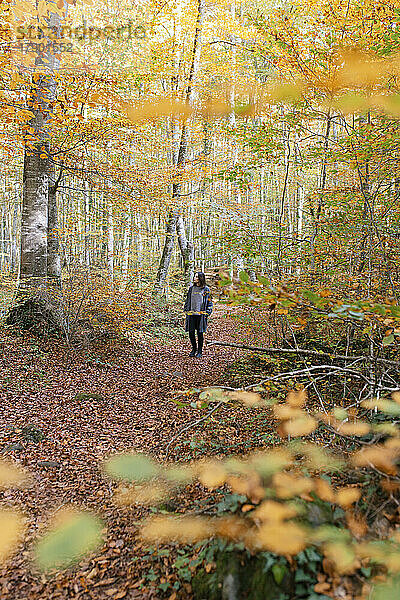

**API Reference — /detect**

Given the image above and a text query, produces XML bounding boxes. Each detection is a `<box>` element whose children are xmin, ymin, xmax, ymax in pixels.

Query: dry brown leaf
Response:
<box><xmin>380</xmin><ymin>479</ymin><xmax>400</xmax><ymax>494</ymax></box>
<box><xmin>384</xmin><ymin>438</ymin><xmax>400</xmax><ymax>450</ymax></box>
<box><xmin>346</xmin><ymin>511</ymin><xmax>367</xmax><ymax>539</ymax></box>
<box><xmin>256</xmin><ymin>522</ymin><xmax>307</xmax><ymax>555</ymax></box>
<box><xmin>314</xmin><ymin>582</ymin><xmax>331</xmax><ymax>594</ymax></box>
<box><xmin>227</xmin><ymin>474</ymin><xmax>265</xmax><ymax>503</ymax></box>
<box><xmin>214</xmin><ymin>516</ymin><xmax>247</xmax><ymax>540</ymax></box>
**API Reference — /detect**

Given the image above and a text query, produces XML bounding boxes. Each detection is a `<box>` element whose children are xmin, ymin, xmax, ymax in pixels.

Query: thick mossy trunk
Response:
<box><xmin>6</xmin><ymin>296</ymin><xmax>62</xmax><ymax>334</ymax></box>
<box><xmin>192</xmin><ymin>550</ymin><xmax>293</xmax><ymax>600</ymax></box>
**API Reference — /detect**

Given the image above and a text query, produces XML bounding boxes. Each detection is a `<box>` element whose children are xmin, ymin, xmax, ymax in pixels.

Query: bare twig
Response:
<box><xmin>164</xmin><ymin>401</ymin><xmax>225</xmax><ymax>458</ymax></box>
<box><xmin>207</xmin><ymin>340</ymin><xmax>400</xmax><ymax>367</ymax></box>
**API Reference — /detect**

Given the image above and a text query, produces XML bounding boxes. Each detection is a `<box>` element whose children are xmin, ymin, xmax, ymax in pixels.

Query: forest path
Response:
<box><xmin>0</xmin><ymin>304</ymin><xmax>273</xmax><ymax>599</ymax></box>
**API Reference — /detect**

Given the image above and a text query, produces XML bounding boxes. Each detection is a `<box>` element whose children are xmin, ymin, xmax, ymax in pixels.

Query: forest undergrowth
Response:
<box><xmin>1</xmin><ymin>290</ymin><xmax>400</xmax><ymax>600</ymax></box>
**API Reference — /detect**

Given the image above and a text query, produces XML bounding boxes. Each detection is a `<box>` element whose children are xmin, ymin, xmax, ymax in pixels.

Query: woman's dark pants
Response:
<box><xmin>188</xmin><ymin>315</ymin><xmax>203</xmax><ymax>353</ymax></box>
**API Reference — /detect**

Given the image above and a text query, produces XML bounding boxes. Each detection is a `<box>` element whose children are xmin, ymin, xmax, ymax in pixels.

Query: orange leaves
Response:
<box><xmin>335</xmin><ymin>487</ymin><xmax>361</xmax><ymax>508</ymax></box>
<box><xmin>252</xmin><ymin>500</ymin><xmax>299</xmax><ymax>523</ymax></box>
<box><xmin>256</xmin><ymin>521</ymin><xmax>307</xmax><ymax>555</ymax></box>
<box><xmin>273</xmin><ymin>472</ymin><xmax>314</xmax><ymax>499</ymax></box>
<box><xmin>286</xmin><ymin>389</ymin><xmax>307</xmax><ymax>408</ymax></box>
<box><xmin>283</xmin><ymin>416</ymin><xmax>317</xmax><ymax>437</ymax></box>
<box><xmin>213</xmin><ymin>516</ymin><xmax>248</xmax><ymax>541</ymax></box>
<box><xmin>0</xmin><ymin>509</ymin><xmax>26</xmax><ymax>562</ymax></box>
<box><xmin>122</xmin><ymin>99</ymin><xmax>192</xmax><ymax>124</ymax></box>
<box><xmin>122</xmin><ymin>97</ymin><xmax>236</xmax><ymax>125</ymax></box>
<box><xmin>346</xmin><ymin>511</ymin><xmax>367</xmax><ymax>539</ymax></box>
<box><xmin>0</xmin><ymin>460</ymin><xmax>27</xmax><ymax>489</ymax></box>
<box><xmin>198</xmin><ymin>461</ymin><xmax>227</xmax><ymax>488</ymax></box>
<box><xmin>227</xmin><ymin>473</ymin><xmax>265</xmax><ymax>503</ymax></box>
<box><xmin>274</xmin><ymin>390</ymin><xmax>317</xmax><ymax>437</ymax></box>
<box><xmin>274</xmin><ymin>405</ymin><xmax>304</xmax><ymax>420</ymax></box>
<box><xmin>352</xmin><ymin>446</ymin><xmax>399</xmax><ymax>475</ymax></box>
<box><xmin>228</xmin><ymin>390</ymin><xmax>262</xmax><ymax>406</ymax></box>
<box><xmin>314</xmin><ymin>478</ymin><xmax>335</xmax><ymax>503</ymax></box>
<box><xmin>337</xmin><ymin>422</ymin><xmax>370</xmax><ymax>436</ymax></box>
<box><xmin>113</xmin><ymin>482</ymin><xmax>167</xmax><ymax>506</ymax></box>
<box><xmin>141</xmin><ymin>516</ymin><xmax>214</xmax><ymax>544</ymax></box>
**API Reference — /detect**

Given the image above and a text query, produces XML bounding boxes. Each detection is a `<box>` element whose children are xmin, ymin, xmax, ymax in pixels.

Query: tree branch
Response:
<box><xmin>207</xmin><ymin>340</ymin><xmax>400</xmax><ymax>367</ymax></box>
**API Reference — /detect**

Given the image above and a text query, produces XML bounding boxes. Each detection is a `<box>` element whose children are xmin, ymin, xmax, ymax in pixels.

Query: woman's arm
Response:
<box><xmin>205</xmin><ymin>291</ymin><xmax>213</xmax><ymax>315</ymax></box>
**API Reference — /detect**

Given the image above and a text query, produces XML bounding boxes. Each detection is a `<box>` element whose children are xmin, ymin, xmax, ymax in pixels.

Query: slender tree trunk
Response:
<box><xmin>310</xmin><ymin>111</ymin><xmax>331</xmax><ymax>272</ymax></box>
<box><xmin>47</xmin><ymin>164</ymin><xmax>62</xmax><ymax>284</ymax></box>
<box><xmin>153</xmin><ymin>0</ymin><xmax>204</xmax><ymax>295</ymax></box>
<box><xmin>107</xmin><ymin>198</ymin><xmax>114</xmax><ymax>282</ymax></box>
<box><xmin>121</xmin><ymin>212</ymin><xmax>131</xmax><ymax>290</ymax></box>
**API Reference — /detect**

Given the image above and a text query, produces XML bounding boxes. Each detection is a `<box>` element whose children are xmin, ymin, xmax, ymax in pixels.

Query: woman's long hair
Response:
<box><xmin>195</xmin><ymin>272</ymin><xmax>206</xmax><ymax>288</ymax></box>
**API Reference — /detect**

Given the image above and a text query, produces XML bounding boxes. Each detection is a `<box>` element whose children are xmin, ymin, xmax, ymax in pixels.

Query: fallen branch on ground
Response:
<box><xmin>207</xmin><ymin>340</ymin><xmax>400</xmax><ymax>367</ymax></box>
<box><xmin>164</xmin><ymin>401</ymin><xmax>225</xmax><ymax>459</ymax></box>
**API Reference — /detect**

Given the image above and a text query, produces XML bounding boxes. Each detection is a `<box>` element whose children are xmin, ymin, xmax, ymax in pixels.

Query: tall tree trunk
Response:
<box><xmin>153</xmin><ymin>0</ymin><xmax>204</xmax><ymax>295</ymax></box>
<box><xmin>8</xmin><ymin>5</ymin><xmax>64</xmax><ymax>328</ymax></box>
<box><xmin>310</xmin><ymin>110</ymin><xmax>331</xmax><ymax>273</ymax></box>
<box><xmin>47</xmin><ymin>164</ymin><xmax>62</xmax><ymax>284</ymax></box>
<box><xmin>107</xmin><ymin>198</ymin><xmax>114</xmax><ymax>283</ymax></box>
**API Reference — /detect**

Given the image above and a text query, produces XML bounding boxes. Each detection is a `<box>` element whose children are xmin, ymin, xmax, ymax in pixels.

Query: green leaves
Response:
<box><xmin>104</xmin><ymin>453</ymin><xmax>159</xmax><ymax>482</ymax></box>
<box><xmin>382</xmin><ymin>334</ymin><xmax>394</xmax><ymax>346</ymax></box>
<box><xmin>272</xmin><ymin>562</ymin><xmax>287</xmax><ymax>584</ymax></box>
<box><xmin>239</xmin><ymin>271</ymin><xmax>250</xmax><ymax>283</ymax></box>
<box><xmin>372</xmin><ymin>577</ymin><xmax>400</xmax><ymax>600</ymax></box>
<box><xmin>34</xmin><ymin>510</ymin><xmax>103</xmax><ymax>571</ymax></box>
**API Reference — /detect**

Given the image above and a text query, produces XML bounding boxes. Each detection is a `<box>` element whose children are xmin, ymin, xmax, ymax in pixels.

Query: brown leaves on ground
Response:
<box><xmin>0</xmin><ymin>306</ymin><xmax>258</xmax><ymax>599</ymax></box>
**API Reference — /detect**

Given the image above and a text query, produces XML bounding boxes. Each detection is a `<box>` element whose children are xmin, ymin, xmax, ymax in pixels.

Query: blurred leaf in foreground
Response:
<box><xmin>104</xmin><ymin>453</ymin><xmax>159</xmax><ymax>482</ymax></box>
<box><xmin>372</xmin><ymin>578</ymin><xmax>400</xmax><ymax>600</ymax></box>
<box><xmin>0</xmin><ymin>509</ymin><xmax>25</xmax><ymax>561</ymax></box>
<box><xmin>0</xmin><ymin>460</ymin><xmax>27</xmax><ymax>489</ymax></box>
<box><xmin>34</xmin><ymin>509</ymin><xmax>104</xmax><ymax>571</ymax></box>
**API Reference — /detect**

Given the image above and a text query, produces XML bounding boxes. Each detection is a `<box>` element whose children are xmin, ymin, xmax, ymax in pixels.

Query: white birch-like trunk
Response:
<box><xmin>121</xmin><ymin>212</ymin><xmax>131</xmax><ymax>290</ymax></box>
<box><xmin>9</xmin><ymin>3</ymin><xmax>65</xmax><ymax>326</ymax></box>
<box><xmin>107</xmin><ymin>198</ymin><xmax>114</xmax><ymax>282</ymax></box>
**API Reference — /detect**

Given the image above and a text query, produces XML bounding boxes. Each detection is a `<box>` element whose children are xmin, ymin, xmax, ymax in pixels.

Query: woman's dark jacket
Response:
<box><xmin>184</xmin><ymin>285</ymin><xmax>213</xmax><ymax>333</ymax></box>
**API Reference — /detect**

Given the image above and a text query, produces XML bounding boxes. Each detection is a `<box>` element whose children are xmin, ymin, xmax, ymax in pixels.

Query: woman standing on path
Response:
<box><xmin>184</xmin><ymin>272</ymin><xmax>213</xmax><ymax>358</ymax></box>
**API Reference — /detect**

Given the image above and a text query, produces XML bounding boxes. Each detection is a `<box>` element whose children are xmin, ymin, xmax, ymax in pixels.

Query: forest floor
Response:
<box><xmin>0</xmin><ymin>302</ymin><xmax>278</xmax><ymax>600</ymax></box>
